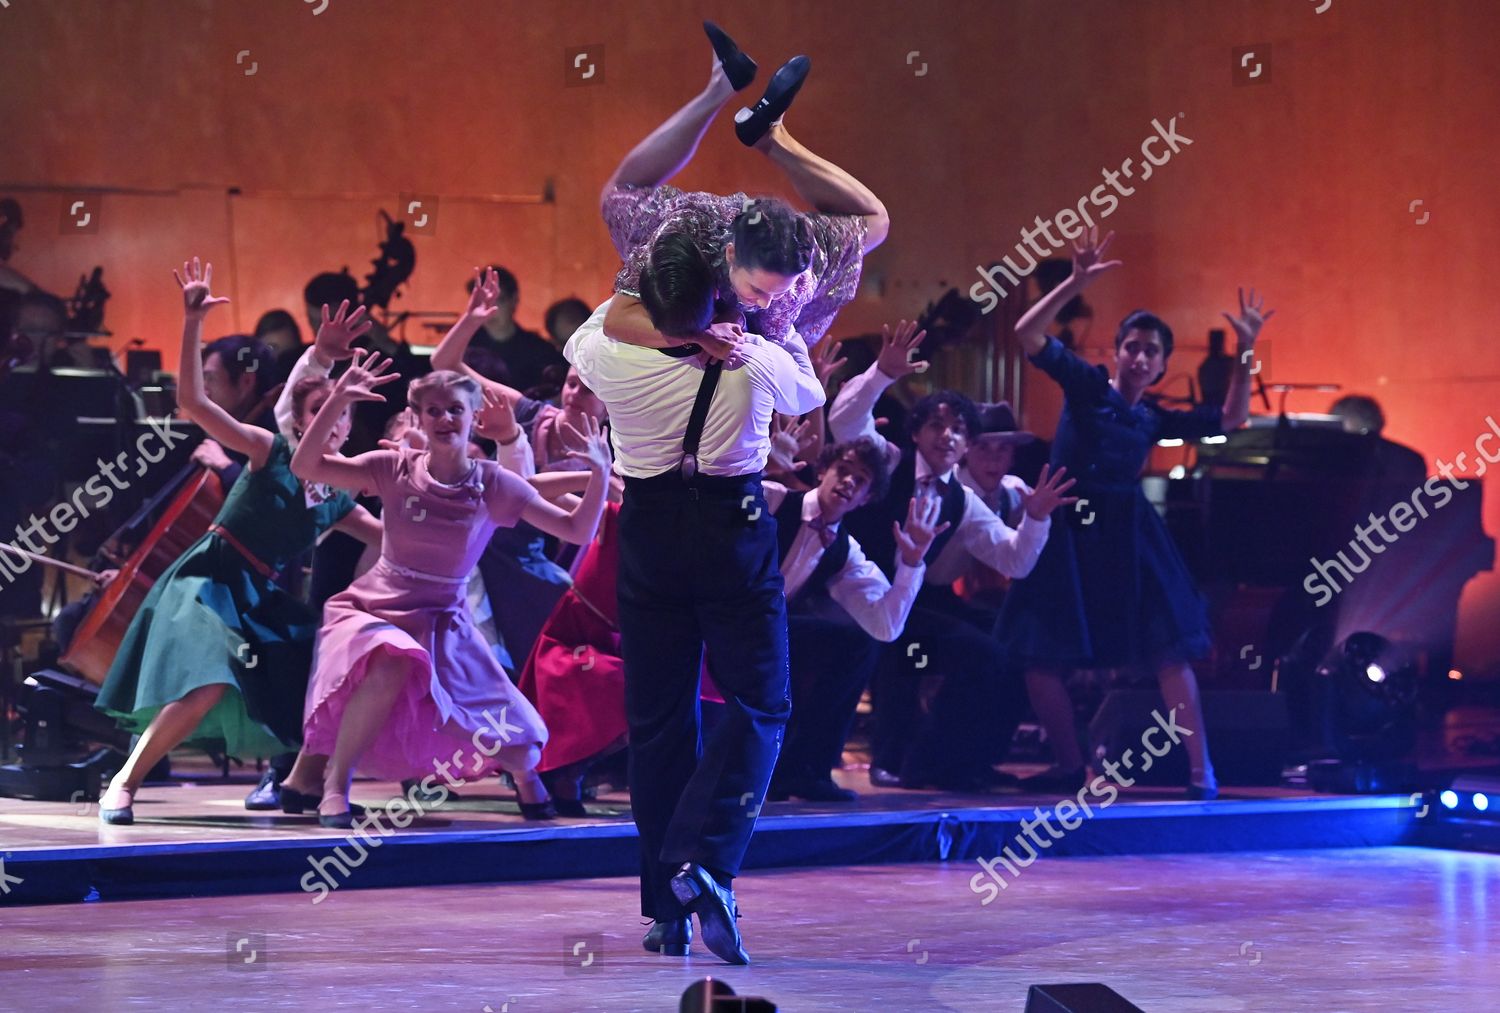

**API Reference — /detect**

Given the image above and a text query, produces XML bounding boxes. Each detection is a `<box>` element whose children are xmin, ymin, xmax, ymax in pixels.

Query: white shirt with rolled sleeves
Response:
<box><xmin>827</xmin><ymin>361</ymin><xmax>1051</xmax><ymax>584</ymax></box>
<box><xmin>767</xmin><ymin>482</ymin><xmax>924</xmax><ymax>643</ymax></box>
<box><xmin>564</xmin><ymin>297</ymin><xmax>824</xmax><ymax>478</ymax></box>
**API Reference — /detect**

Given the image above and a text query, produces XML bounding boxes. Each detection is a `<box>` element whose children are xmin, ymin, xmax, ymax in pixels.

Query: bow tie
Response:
<box><xmin>918</xmin><ymin>474</ymin><xmax>950</xmax><ymax>497</ymax></box>
<box><xmin>808</xmin><ymin>515</ymin><xmax>839</xmax><ymax>549</ymax></box>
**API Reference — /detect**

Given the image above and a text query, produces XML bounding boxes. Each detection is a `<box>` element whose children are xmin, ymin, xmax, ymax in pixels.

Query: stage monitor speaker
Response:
<box><xmin>1025</xmin><ymin>982</ymin><xmax>1145</xmax><ymax>1012</ymax></box>
<box><xmin>1088</xmin><ymin>689</ymin><xmax>1289</xmax><ymax>786</ymax></box>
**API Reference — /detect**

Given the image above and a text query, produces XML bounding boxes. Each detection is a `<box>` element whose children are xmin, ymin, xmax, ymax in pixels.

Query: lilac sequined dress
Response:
<box><xmin>601</xmin><ymin>183</ymin><xmax>867</xmax><ymax>345</ymax></box>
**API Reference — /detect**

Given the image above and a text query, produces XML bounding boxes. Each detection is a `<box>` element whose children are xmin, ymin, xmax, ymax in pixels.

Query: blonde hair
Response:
<box><xmin>407</xmin><ymin>369</ymin><xmax>482</xmax><ymax>411</ymax></box>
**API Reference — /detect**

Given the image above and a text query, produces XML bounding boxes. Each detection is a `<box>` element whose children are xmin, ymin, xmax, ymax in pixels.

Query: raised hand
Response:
<box><xmin>315</xmin><ymin>299</ymin><xmax>373</xmax><ymax>364</ymax></box>
<box><xmin>559</xmin><ymin>414</ymin><xmax>612</xmax><ymax>474</ymax></box>
<box><xmin>1019</xmin><ymin>464</ymin><xmax>1079</xmax><ymax>521</ymax></box>
<box><xmin>811</xmin><ymin>336</ymin><xmax>849</xmax><ymax>388</ymax></box>
<box><xmin>894</xmin><ymin>493</ymin><xmax>950</xmax><ymax>567</ymax></box>
<box><xmin>331</xmin><ymin>348</ymin><xmax>400</xmax><ymax>404</ymax></box>
<box><xmin>464</xmin><ymin>267</ymin><xmax>503</xmax><ymax>324</ymax></box>
<box><xmin>1069</xmin><ymin>227</ymin><xmax>1122</xmax><ymax>288</ymax></box>
<box><xmin>875</xmin><ymin>320</ymin><xmax>929</xmax><ymax>380</ymax></box>
<box><xmin>474</xmin><ymin>383</ymin><xmax>520</xmax><ymax>444</ymax></box>
<box><xmin>1222</xmin><ymin>287</ymin><xmax>1275</xmax><ymax>351</ymax></box>
<box><xmin>377</xmin><ymin>408</ymin><xmax>427</xmax><ymax>451</ymax></box>
<box><xmin>173</xmin><ymin>257</ymin><xmax>231</xmax><ymax>318</ymax></box>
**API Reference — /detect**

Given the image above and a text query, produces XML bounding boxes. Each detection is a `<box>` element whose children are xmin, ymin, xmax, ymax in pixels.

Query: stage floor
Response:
<box><xmin>2</xmin><ymin>846</ymin><xmax>1495</xmax><ymax>1012</ymax></box>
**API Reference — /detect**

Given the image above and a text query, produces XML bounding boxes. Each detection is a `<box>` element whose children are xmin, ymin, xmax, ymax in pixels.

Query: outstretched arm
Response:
<box><xmin>602</xmin><ymin>293</ymin><xmax>745</xmax><ymax>361</ymax></box>
<box><xmin>431</xmin><ymin>267</ymin><xmax>526</xmax><ymax>406</ymax></box>
<box><xmin>290</xmin><ymin>349</ymin><xmax>400</xmax><ymax>491</ymax></box>
<box><xmin>826</xmin><ymin>320</ymin><xmax>928</xmax><ymax>468</ymax></box>
<box><xmin>1220</xmin><ymin>287</ymin><xmax>1275</xmax><ymax>431</ymax></box>
<box><xmin>517</xmin><ymin>416</ymin><xmax>612</xmax><ymax>546</ymax></box>
<box><xmin>172</xmin><ymin>258</ymin><xmax>274</xmax><ymax>468</ymax></box>
<box><xmin>1015</xmin><ymin>227</ymin><xmax>1121</xmax><ymax>358</ymax></box>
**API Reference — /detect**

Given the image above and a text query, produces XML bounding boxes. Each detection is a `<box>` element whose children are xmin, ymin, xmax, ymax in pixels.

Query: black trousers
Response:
<box><xmin>618</xmin><ymin>472</ymin><xmax>790</xmax><ymax>921</ymax></box>
<box><xmin>775</xmin><ymin>611</ymin><xmax>881</xmax><ymax>783</ymax></box>
<box><xmin>874</xmin><ymin>588</ymin><xmax>1025</xmax><ymax>785</ymax></box>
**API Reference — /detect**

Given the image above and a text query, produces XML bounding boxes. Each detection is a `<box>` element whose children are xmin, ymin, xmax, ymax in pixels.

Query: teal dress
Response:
<box><xmin>96</xmin><ymin>434</ymin><xmax>356</xmax><ymax>757</ymax></box>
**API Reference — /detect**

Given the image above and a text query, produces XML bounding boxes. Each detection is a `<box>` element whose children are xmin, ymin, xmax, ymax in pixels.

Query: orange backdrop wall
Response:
<box><xmin>4</xmin><ymin>0</ymin><xmax>1498</xmax><ymax>670</ymax></box>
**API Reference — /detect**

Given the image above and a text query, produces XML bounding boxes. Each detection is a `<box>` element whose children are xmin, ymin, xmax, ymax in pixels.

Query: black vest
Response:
<box><xmin>773</xmin><ymin>491</ymin><xmax>851</xmax><ymax>606</ymax></box>
<box><xmin>846</xmin><ymin>450</ymin><xmax>967</xmax><ymax>580</ymax></box>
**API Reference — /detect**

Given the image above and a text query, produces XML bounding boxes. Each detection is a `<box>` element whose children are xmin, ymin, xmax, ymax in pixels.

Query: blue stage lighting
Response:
<box><xmin>1440</xmin><ymin>790</ymin><xmax>1459</xmax><ymax>810</ymax></box>
<box><xmin>1475</xmin><ymin>793</ymin><xmax>1490</xmax><ymax>812</ymax></box>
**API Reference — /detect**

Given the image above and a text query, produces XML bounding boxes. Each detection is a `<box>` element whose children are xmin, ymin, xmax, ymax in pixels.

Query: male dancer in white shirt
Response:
<box><xmin>567</xmin><ymin>294</ymin><xmax>820</xmax><ymax>965</ymax></box>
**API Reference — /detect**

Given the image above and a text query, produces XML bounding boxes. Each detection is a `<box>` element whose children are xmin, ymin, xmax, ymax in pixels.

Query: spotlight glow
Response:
<box><xmin>1440</xmin><ymin>790</ymin><xmax>1459</xmax><ymax>810</ymax></box>
<box><xmin>1475</xmin><ymin>793</ymin><xmax>1490</xmax><ymax>812</ymax></box>
<box><xmin>1365</xmin><ymin>664</ymin><xmax>1386</xmax><ymax>683</ymax></box>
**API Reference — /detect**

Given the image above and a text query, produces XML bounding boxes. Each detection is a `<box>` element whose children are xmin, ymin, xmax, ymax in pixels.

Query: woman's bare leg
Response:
<box><xmin>102</xmin><ymin>683</ymin><xmax>229</xmax><ymax>807</ymax></box>
<box><xmin>1025</xmin><ymin>666</ymin><xmax>1085</xmax><ymax>771</ymax></box>
<box><xmin>756</xmin><ymin>122</ymin><xmax>890</xmax><ymax>250</ymax></box>
<box><xmin>601</xmin><ymin>61</ymin><xmax>737</xmax><ymax>203</ymax></box>
<box><xmin>1156</xmin><ymin>662</ymin><xmax>1215</xmax><ymax>787</ymax></box>
<box><xmin>280</xmin><ymin>750</ymin><xmax>329</xmax><ymax>797</ymax></box>
<box><xmin>320</xmin><ymin>652</ymin><xmax>411</xmax><ymax>815</ymax></box>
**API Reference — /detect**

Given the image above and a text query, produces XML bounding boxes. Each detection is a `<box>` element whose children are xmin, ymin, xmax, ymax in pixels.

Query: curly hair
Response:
<box><xmin>817</xmin><ymin>436</ymin><xmax>893</xmax><ymax>504</ymax></box>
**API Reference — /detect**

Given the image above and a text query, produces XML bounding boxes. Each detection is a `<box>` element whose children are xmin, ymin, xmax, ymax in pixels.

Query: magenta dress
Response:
<box><xmin>303</xmin><ymin>449</ymin><xmax>548</xmax><ymax>779</ymax></box>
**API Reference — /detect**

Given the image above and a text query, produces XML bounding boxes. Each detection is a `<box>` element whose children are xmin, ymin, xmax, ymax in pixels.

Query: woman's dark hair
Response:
<box><xmin>203</xmin><ymin>334</ymin><xmax>276</xmax><ymax>397</ymax></box>
<box><xmin>818</xmin><ymin>436</ymin><xmax>893</xmax><ymax>504</ymax></box>
<box><xmin>639</xmin><ymin>232</ymin><xmax>718</xmax><ymax>338</ymax></box>
<box><xmin>254</xmin><ymin>308</ymin><xmax>301</xmax><ymax>341</ymax></box>
<box><xmin>1114</xmin><ymin>310</ymin><xmax>1174</xmax><ymax>361</ymax></box>
<box><xmin>909</xmin><ymin>390</ymin><xmax>983</xmax><ymax>444</ymax></box>
<box><xmin>731</xmin><ymin>197</ymin><xmax>815</xmax><ymax>277</ymax></box>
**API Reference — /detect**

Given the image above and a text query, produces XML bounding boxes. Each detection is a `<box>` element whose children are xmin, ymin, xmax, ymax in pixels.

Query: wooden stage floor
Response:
<box><xmin>3</xmin><ymin>846</ymin><xmax>1496</xmax><ymax>1011</ymax></box>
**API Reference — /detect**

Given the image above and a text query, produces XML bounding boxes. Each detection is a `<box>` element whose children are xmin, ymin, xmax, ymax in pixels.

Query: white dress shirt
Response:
<box><xmin>565</xmin><ymin>297</ymin><xmax>825</xmax><ymax>478</ymax></box>
<box><xmin>827</xmin><ymin>361</ymin><xmax>1051</xmax><ymax>585</ymax></box>
<box><xmin>765</xmin><ymin>482</ymin><xmax>925</xmax><ymax>642</ymax></box>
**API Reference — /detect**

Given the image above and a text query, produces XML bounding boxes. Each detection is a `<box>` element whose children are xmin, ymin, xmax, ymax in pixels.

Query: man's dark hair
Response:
<box><xmin>639</xmin><ymin>233</ymin><xmax>718</xmax><ymax>338</ymax></box>
<box><xmin>544</xmin><ymin>296</ymin><xmax>591</xmax><ymax>339</ymax></box>
<box><xmin>1330</xmin><ymin>394</ymin><xmax>1386</xmax><ymax>436</ymax></box>
<box><xmin>731</xmin><ymin>197</ymin><xmax>815</xmax><ymax>276</ymax></box>
<box><xmin>1114</xmin><ymin>309</ymin><xmax>1174</xmax><ymax>361</ymax></box>
<box><xmin>909</xmin><ymin>390</ymin><xmax>983</xmax><ymax>444</ymax></box>
<box><xmin>254</xmin><ymin>308</ymin><xmax>301</xmax><ymax>341</ymax></box>
<box><xmin>303</xmin><ymin>270</ymin><xmax>360</xmax><ymax>308</ymax></box>
<box><xmin>466</xmin><ymin>264</ymin><xmax>519</xmax><ymax>303</ymax></box>
<box><xmin>203</xmin><ymin>334</ymin><xmax>276</xmax><ymax>397</ymax></box>
<box><xmin>818</xmin><ymin>436</ymin><xmax>893</xmax><ymax>504</ymax></box>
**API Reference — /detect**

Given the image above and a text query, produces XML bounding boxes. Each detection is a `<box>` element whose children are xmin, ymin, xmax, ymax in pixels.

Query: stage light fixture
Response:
<box><xmin>1307</xmin><ymin>631</ymin><xmax>1419</xmax><ymax>792</ymax></box>
<box><xmin>1440</xmin><ymin>790</ymin><xmax>1459</xmax><ymax>810</ymax></box>
<box><xmin>1475</xmin><ymin>793</ymin><xmax>1490</xmax><ymax>812</ymax></box>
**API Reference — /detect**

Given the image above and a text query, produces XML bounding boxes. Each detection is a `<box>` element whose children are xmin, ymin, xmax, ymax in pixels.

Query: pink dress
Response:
<box><xmin>303</xmin><ymin>449</ymin><xmax>548</xmax><ymax>779</ymax></box>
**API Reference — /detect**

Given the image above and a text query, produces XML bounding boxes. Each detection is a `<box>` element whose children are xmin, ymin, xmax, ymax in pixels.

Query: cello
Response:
<box><xmin>58</xmin><ymin>460</ymin><xmax>225</xmax><ymax>685</ymax></box>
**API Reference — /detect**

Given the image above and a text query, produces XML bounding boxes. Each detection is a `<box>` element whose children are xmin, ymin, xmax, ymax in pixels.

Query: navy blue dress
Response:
<box><xmin>997</xmin><ymin>337</ymin><xmax>1222</xmax><ymax>668</ymax></box>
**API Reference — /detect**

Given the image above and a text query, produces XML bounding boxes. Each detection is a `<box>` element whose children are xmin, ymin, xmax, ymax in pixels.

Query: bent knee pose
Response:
<box><xmin>293</xmin><ymin>356</ymin><xmax>610</xmax><ymax>827</ymax></box>
<box><xmin>996</xmin><ymin>228</ymin><xmax>1274</xmax><ymax>799</ymax></box>
<box><xmin>599</xmin><ymin>21</ymin><xmax>888</xmax><ymax>356</ymax></box>
<box><xmin>95</xmin><ymin>260</ymin><xmax>381</xmax><ymax>824</ymax></box>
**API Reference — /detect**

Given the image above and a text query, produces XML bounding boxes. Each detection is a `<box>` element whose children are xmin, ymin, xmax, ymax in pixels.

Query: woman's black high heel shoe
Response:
<box><xmin>281</xmin><ymin>785</ymin><xmax>365</xmax><ymax>818</ymax></box>
<box><xmin>734</xmin><ymin>55</ymin><xmax>810</xmax><ymax>147</ymax></box>
<box><xmin>514</xmin><ymin>787</ymin><xmax>557</xmax><ymax>821</ymax></box>
<box><xmin>704</xmin><ymin>21</ymin><xmax>757</xmax><ymax>92</ymax></box>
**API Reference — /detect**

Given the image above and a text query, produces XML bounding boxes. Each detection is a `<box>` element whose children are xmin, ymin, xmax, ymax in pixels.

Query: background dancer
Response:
<box><xmin>997</xmin><ymin>229</ymin><xmax>1273</xmax><ymax>799</ymax></box>
<box><xmin>95</xmin><ymin>260</ymin><xmax>382</xmax><ymax>824</ymax></box>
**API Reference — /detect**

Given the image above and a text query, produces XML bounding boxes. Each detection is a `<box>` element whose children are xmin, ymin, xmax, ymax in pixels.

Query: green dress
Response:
<box><xmin>96</xmin><ymin>434</ymin><xmax>355</xmax><ymax>757</ymax></box>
